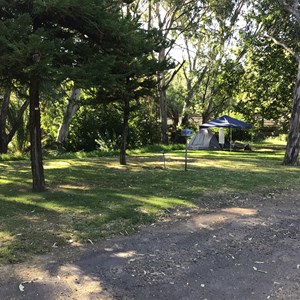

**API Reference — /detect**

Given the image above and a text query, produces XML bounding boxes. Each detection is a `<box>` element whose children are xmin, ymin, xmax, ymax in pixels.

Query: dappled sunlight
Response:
<box><xmin>188</xmin><ymin>158</ymin><xmax>285</xmax><ymax>174</ymax></box>
<box><xmin>57</xmin><ymin>264</ymin><xmax>105</xmax><ymax>296</ymax></box>
<box><xmin>0</xmin><ymin>194</ymin><xmax>45</xmax><ymax>207</ymax></box>
<box><xmin>112</xmin><ymin>250</ymin><xmax>137</xmax><ymax>258</ymax></box>
<box><xmin>0</xmin><ymin>231</ymin><xmax>15</xmax><ymax>244</ymax></box>
<box><xmin>1</xmin><ymin>152</ymin><xmax>300</xmax><ymax>265</ymax></box>
<box><xmin>0</xmin><ymin>163</ymin><xmax>9</xmax><ymax>168</ymax></box>
<box><xmin>114</xmin><ymin>193</ymin><xmax>193</xmax><ymax>210</ymax></box>
<box><xmin>187</xmin><ymin>207</ymin><xmax>259</xmax><ymax>231</ymax></box>
<box><xmin>221</xmin><ymin>207</ymin><xmax>257</xmax><ymax>216</ymax></box>
<box><xmin>57</xmin><ymin>183</ymin><xmax>95</xmax><ymax>191</ymax></box>
<box><xmin>22</xmin><ymin>214</ymin><xmax>46</xmax><ymax>223</ymax></box>
<box><xmin>45</xmin><ymin>158</ymin><xmax>121</xmax><ymax>172</ymax></box>
<box><xmin>7</xmin><ymin>263</ymin><xmax>110</xmax><ymax>299</ymax></box>
<box><xmin>44</xmin><ymin>161</ymin><xmax>72</xmax><ymax>169</ymax></box>
<box><xmin>0</xmin><ymin>178</ymin><xmax>14</xmax><ymax>185</ymax></box>
<box><xmin>105</xmin><ymin>164</ymin><xmax>129</xmax><ymax>170</ymax></box>
<box><xmin>40</xmin><ymin>201</ymin><xmax>89</xmax><ymax>214</ymax></box>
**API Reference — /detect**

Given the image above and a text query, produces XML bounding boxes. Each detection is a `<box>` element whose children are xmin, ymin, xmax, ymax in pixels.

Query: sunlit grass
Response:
<box><xmin>0</xmin><ymin>149</ymin><xmax>299</xmax><ymax>264</ymax></box>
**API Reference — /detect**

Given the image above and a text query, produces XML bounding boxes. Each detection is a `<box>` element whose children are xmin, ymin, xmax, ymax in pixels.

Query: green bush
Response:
<box><xmin>67</xmin><ymin>105</ymin><xmax>123</xmax><ymax>152</ymax></box>
<box><xmin>66</xmin><ymin>103</ymin><xmax>161</xmax><ymax>152</ymax></box>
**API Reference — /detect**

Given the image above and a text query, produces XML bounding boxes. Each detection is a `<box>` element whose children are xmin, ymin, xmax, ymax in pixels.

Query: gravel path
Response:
<box><xmin>1</xmin><ymin>189</ymin><xmax>300</xmax><ymax>299</ymax></box>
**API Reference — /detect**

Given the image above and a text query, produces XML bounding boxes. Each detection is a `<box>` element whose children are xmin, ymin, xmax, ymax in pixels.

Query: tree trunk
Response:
<box><xmin>202</xmin><ymin>101</ymin><xmax>214</xmax><ymax>124</ymax></box>
<box><xmin>181</xmin><ymin>78</ymin><xmax>192</xmax><ymax>127</ymax></box>
<box><xmin>7</xmin><ymin>99</ymin><xmax>29</xmax><ymax>145</ymax></box>
<box><xmin>0</xmin><ymin>85</ymin><xmax>30</xmax><ymax>153</ymax></box>
<box><xmin>159</xmin><ymin>83</ymin><xmax>168</xmax><ymax>144</ymax></box>
<box><xmin>0</xmin><ymin>85</ymin><xmax>11</xmax><ymax>153</ymax></box>
<box><xmin>29</xmin><ymin>76</ymin><xmax>45</xmax><ymax>192</ymax></box>
<box><xmin>283</xmin><ymin>60</ymin><xmax>300</xmax><ymax>166</ymax></box>
<box><xmin>57</xmin><ymin>86</ymin><xmax>81</xmax><ymax>146</ymax></box>
<box><xmin>157</xmin><ymin>47</ymin><xmax>169</xmax><ymax>145</ymax></box>
<box><xmin>120</xmin><ymin>98</ymin><xmax>130</xmax><ymax>165</ymax></box>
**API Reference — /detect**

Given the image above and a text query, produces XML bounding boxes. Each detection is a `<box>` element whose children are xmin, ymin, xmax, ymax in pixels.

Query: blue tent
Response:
<box><xmin>200</xmin><ymin>115</ymin><xmax>252</xmax><ymax>151</ymax></box>
<box><xmin>200</xmin><ymin>115</ymin><xmax>252</xmax><ymax>129</ymax></box>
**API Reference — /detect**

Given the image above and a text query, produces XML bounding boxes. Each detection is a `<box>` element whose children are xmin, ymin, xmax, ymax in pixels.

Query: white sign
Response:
<box><xmin>181</xmin><ymin>129</ymin><xmax>193</xmax><ymax>137</ymax></box>
<box><xmin>219</xmin><ymin>128</ymin><xmax>225</xmax><ymax>144</ymax></box>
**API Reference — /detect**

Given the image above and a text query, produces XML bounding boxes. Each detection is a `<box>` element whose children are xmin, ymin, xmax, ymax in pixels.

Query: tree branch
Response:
<box><xmin>265</xmin><ymin>32</ymin><xmax>300</xmax><ymax>61</ymax></box>
<box><xmin>277</xmin><ymin>0</ymin><xmax>300</xmax><ymax>22</ymax></box>
<box><xmin>165</xmin><ymin>60</ymin><xmax>185</xmax><ymax>89</ymax></box>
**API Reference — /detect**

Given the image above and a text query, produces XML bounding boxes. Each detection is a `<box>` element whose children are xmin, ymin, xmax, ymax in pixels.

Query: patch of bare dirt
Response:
<box><xmin>1</xmin><ymin>189</ymin><xmax>300</xmax><ymax>299</ymax></box>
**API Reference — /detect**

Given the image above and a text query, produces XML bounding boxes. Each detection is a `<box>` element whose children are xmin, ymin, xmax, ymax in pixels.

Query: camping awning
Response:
<box><xmin>200</xmin><ymin>115</ymin><xmax>252</xmax><ymax>129</ymax></box>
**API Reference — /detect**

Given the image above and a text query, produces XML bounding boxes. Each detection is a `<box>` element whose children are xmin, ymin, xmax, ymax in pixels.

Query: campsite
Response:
<box><xmin>187</xmin><ymin>115</ymin><xmax>252</xmax><ymax>151</ymax></box>
<box><xmin>1</xmin><ymin>1</ymin><xmax>300</xmax><ymax>299</ymax></box>
<box><xmin>1</xmin><ymin>150</ymin><xmax>300</xmax><ymax>299</ymax></box>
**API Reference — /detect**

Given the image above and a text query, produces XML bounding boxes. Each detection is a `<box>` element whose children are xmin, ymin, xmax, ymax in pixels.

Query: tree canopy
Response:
<box><xmin>1</xmin><ymin>0</ymin><xmax>300</xmax><ymax>193</ymax></box>
<box><xmin>0</xmin><ymin>0</ymin><xmax>169</xmax><ymax>190</ymax></box>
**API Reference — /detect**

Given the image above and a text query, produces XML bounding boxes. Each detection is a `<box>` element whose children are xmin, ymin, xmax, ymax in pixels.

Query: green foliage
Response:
<box><xmin>5</xmin><ymin>91</ymin><xmax>30</xmax><ymax>153</ymax></box>
<box><xmin>67</xmin><ymin>104</ymin><xmax>123</xmax><ymax>152</ymax></box>
<box><xmin>235</xmin><ymin>40</ymin><xmax>296</xmax><ymax>131</ymax></box>
<box><xmin>40</xmin><ymin>82</ymin><xmax>67</xmax><ymax>145</ymax></box>
<box><xmin>0</xmin><ymin>0</ymin><xmax>169</xmax><ymax>172</ymax></box>
<box><xmin>166</xmin><ymin>0</ymin><xmax>248</xmax><ymax>129</ymax></box>
<box><xmin>65</xmin><ymin>101</ymin><xmax>162</xmax><ymax>152</ymax></box>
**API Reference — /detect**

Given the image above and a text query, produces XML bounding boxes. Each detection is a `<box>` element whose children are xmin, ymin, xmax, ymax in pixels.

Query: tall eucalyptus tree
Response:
<box><xmin>56</xmin><ymin>86</ymin><xmax>81</xmax><ymax>147</ymax></box>
<box><xmin>133</xmin><ymin>0</ymin><xmax>203</xmax><ymax>143</ymax></box>
<box><xmin>178</xmin><ymin>0</ymin><xmax>247</xmax><ymax>125</ymax></box>
<box><xmin>246</xmin><ymin>0</ymin><xmax>300</xmax><ymax>165</ymax></box>
<box><xmin>277</xmin><ymin>0</ymin><xmax>300</xmax><ymax>165</ymax></box>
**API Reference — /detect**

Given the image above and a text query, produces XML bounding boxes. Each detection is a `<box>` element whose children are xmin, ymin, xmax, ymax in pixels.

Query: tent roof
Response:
<box><xmin>200</xmin><ymin>115</ymin><xmax>252</xmax><ymax>129</ymax></box>
<box><xmin>187</xmin><ymin>128</ymin><xmax>221</xmax><ymax>150</ymax></box>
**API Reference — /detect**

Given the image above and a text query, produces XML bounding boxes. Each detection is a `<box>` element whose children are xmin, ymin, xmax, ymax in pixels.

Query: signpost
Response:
<box><xmin>181</xmin><ymin>129</ymin><xmax>193</xmax><ymax>171</ymax></box>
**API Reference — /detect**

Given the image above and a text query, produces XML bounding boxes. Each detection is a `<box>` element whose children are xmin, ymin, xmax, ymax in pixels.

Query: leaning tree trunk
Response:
<box><xmin>57</xmin><ymin>86</ymin><xmax>81</xmax><ymax>146</ymax></box>
<box><xmin>283</xmin><ymin>60</ymin><xmax>300</xmax><ymax>166</ymax></box>
<box><xmin>120</xmin><ymin>98</ymin><xmax>130</xmax><ymax>165</ymax></box>
<box><xmin>6</xmin><ymin>99</ymin><xmax>29</xmax><ymax>148</ymax></box>
<box><xmin>0</xmin><ymin>85</ymin><xmax>11</xmax><ymax>153</ymax></box>
<box><xmin>29</xmin><ymin>76</ymin><xmax>45</xmax><ymax>192</ymax></box>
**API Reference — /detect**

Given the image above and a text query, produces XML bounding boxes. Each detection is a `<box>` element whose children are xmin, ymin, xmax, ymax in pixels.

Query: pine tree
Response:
<box><xmin>0</xmin><ymin>0</ymin><xmax>167</xmax><ymax>190</ymax></box>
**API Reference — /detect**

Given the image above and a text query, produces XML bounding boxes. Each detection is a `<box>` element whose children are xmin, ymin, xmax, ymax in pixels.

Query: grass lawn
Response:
<box><xmin>0</xmin><ymin>149</ymin><xmax>299</xmax><ymax>264</ymax></box>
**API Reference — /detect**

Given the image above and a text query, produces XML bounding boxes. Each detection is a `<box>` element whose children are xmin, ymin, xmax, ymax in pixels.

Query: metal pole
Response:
<box><xmin>230</xmin><ymin>127</ymin><xmax>232</xmax><ymax>152</ymax></box>
<box><xmin>185</xmin><ymin>137</ymin><xmax>188</xmax><ymax>171</ymax></box>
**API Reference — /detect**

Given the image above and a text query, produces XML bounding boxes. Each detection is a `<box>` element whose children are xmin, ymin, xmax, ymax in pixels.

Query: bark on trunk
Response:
<box><xmin>159</xmin><ymin>83</ymin><xmax>168</xmax><ymax>144</ymax></box>
<box><xmin>181</xmin><ymin>78</ymin><xmax>192</xmax><ymax>127</ymax></box>
<box><xmin>283</xmin><ymin>60</ymin><xmax>300</xmax><ymax>166</ymax></box>
<box><xmin>29</xmin><ymin>76</ymin><xmax>45</xmax><ymax>192</ymax></box>
<box><xmin>0</xmin><ymin>137</ymin><xmax>8</xmax><ymax>153</ymax></box>
<box><xmin>7</xmin><ymin>99</ymin><xmax>29</xmax><ymax>144</ymax></box>
<box><xmin>120</xmin><ymin>99</ymin><xmax>130</xmax><ymax>165</ymax></box>
<box><xmin>57</xmin><ymin>87</ymin><xmax>81</xmax><ymax>146</ymax></box>
<box><xmin>202</xmin><ymin>106</ymin><xmax>213</xmax><ymax>124</ymax></box>
<box><xmin>158</xmin><ymin>48</ymin><xmax>168</xmax><ymax>145</ymax></box>
<box><xmin>0</xmin><ymin>85</ymin><xmax>11</xmax><ymax>153</ymax></box>
<box><xmin>0</xmin><ymin>85</ymin><xmax>30</xmax><ymax>153</ymax></box>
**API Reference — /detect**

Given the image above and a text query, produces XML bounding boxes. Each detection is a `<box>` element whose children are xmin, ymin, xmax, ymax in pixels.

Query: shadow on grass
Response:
<box><xmin>0</xmin><ymin>199</ymin><xmax>67</xmax><ymax>263</ymax></box>
<box><xmin>0</xmin><ymin>152</ymin><xmax>299</xmax><ymax>264</ymax></box>
<box><xmin>2</xmin><ymin>198</ymin><xmax>300</xmax><ymax>299</ymax></box>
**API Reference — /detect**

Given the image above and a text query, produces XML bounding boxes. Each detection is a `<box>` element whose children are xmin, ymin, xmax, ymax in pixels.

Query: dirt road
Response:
<box><xmin>1</xmin><ymin>189</ymin><xmax>300</xmax><ymax>299</ymax></box>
